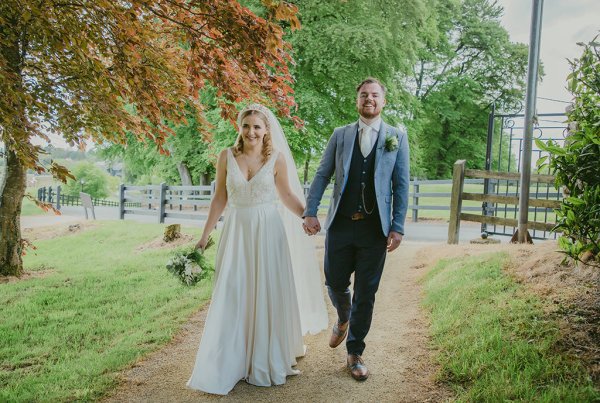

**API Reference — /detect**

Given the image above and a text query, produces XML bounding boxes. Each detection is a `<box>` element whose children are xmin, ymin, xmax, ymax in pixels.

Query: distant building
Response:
<box><xmin>108</xmin><ymin>162</ymin><xmax>124</xmax><ymax>177</ymax></box>
<box><xmin>95</xmin><ymin>161</ymin><xmax>123</xmax><ymax>177</ymax></box>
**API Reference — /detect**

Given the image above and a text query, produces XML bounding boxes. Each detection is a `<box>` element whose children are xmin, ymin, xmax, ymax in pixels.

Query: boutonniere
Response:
<box><xmin>384</xmin><ymin>132</ymin><xmax>399</xmax><ymax>152</ymax></box>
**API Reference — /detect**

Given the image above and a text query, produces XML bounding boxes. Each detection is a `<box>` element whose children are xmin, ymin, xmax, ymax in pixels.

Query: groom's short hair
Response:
<box><xmin>356</xmin><ymin>77</ymin><xmax>386</xmax><ymax>95</ymax></box>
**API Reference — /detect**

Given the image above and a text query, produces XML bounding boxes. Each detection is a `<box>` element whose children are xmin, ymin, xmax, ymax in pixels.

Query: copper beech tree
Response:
<box><xmin>0</xmin><ymin>0</ymin><xmax>300</xmax><ymax>276</ymax></box>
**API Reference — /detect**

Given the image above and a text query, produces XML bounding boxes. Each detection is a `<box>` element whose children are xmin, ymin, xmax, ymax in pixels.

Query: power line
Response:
<box><xmin>537</xmin><ymin>96</ymin><xmax>571</xmax><ymax>104</ymax></box>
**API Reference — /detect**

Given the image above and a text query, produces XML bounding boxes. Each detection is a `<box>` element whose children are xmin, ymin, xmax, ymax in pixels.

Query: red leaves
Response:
<box><xmin>49</xmin><ymin>162</ymin><xmax>75</xmax><ymax>184</ymax></box>
<box><xmin>2</xmin><ymin>0</ymin><xmax>299</xmax><ymax>176</ymax></box>
<box><xmin>23</xmin><ymin>194</ymin><xmax>61</xmax><ymax>215</ymax></box>
<box><xmin>273</xmin><ymin>2</ymin><xmax>300</xmax><ymax>31</ymax></box>
<box><xmin>20</xmin><ymin>238</ymin><xmax>37</xmax><ymax>257</ymax></box>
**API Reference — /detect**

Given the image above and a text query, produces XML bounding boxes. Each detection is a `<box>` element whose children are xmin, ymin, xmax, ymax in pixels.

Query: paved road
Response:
<box><xmin>22</xmin><ymin>205</ymin><xmax>511</xmax><ymax>244</ymax></box>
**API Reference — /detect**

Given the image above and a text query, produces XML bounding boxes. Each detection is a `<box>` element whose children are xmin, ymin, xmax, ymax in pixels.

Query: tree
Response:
<box><xmin>63</xmin><ymin>161</ymin><xmax>110</xmax><ymax>199</ymax></box>
<box><xmin>288</xmin><ymin>0</ymin><xmax>427</xmax><ymax>174</ymax></box>
<box><xmin>0</xmin><ymin>0</ymin><xmax>300</xmax><ymax>276</ymax></box>
<box><xmin>99</xmin><ymin>90</ymin><xmax>229</xmax><ymax>186</ymax></box>
<box><xmin>106</xmin><ymin>0</ymin><xmax>429</xmax><ymax>185</ymax></box>
<box><xmin>406</xmin><ymin>0</ymin><xmax>528</xmax><ymax>178</ymax></box>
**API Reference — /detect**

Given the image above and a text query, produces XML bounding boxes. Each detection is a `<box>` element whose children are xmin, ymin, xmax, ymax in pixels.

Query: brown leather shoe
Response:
<box><xmin>347</xmin><ymin>354</ymin><xmax>369</xmax><ymax>381</ymax></box>
<box><xmin>328</xmin><ymin>321</ymin><xmax>348</xmax><ymax>348</ymax></box>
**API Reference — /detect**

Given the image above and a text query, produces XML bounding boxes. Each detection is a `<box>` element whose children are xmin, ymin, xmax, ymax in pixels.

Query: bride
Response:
<box><xmin>187</xmin><ymin>104</ymin><xmax>328</xmax><ymax>395</ymax></box>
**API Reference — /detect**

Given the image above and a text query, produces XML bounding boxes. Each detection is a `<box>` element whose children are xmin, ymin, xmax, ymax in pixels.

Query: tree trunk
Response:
<box><xmin>198</xmin><ymin>171</ymin><xmax>212</xmax><ymax>196</ymax></box>
<box><xmin>303</xmin><ymin>152</ymin><xmax>311</xmax><ymax>184</ymax></box>
<box><xmin>0</xmin><ymin>150</ymin><xmax>27</xmax><ymax>276</ymax></box>
<box><xmin>177</xmin><ymin>162</ymin><xmax>193</xmax><ymax>186</ymax></box>
<box><xmin>0</xmin><ymin>14</ymin><xmax>27</xmax><ymax>277</ymax></box>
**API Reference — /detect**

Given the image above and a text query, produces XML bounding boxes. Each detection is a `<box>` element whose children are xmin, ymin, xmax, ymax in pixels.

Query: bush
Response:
<box><xmin>537</xmin><ymin>37</ymin><xmax>600</xmax><ymax>265</ymax></box>
<box><xmin>64</xmin><ymin>161</ymin><xmax>110</xmax><ymax>198</ymax></box>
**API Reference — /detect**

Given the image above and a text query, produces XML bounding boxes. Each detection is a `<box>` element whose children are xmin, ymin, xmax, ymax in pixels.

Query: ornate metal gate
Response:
<box><xmin>482</xmin><ymin>106</ymin><xmax>568</xmax><ymax>239</ymax></box>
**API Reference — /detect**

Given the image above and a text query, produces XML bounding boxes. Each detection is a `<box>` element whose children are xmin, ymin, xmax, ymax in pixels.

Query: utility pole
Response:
<box><xmin>517</xmin><ymin>0</ymin><xmax>544</xmax><ymax>243</ymax></box>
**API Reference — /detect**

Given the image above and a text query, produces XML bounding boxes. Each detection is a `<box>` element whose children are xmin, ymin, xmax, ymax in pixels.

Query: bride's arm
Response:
<box><xmin>274</xmin><ymin>153</ymin><xmax>304</xmax><ymax>218</ymax></box>
<box><xmin>196</xmin><ymin>149</ymin><xmax>228</xmax><ymax>250</ymax></box>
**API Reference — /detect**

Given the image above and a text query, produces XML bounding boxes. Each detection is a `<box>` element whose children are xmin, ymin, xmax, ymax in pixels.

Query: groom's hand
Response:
<box><xmin>387</xmin><ymin>231</ymin><xmax>403</xmax><ymax>252</ymax></box>
<box><xmin>303</xmin><ymin>216</ymin><xmax>321</xmax><ymax>236</ymax></box>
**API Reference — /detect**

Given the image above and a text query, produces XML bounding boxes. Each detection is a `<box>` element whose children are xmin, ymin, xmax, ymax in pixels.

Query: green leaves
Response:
<box><xmin>538</xmin><ymin>38</ymin><xmax>600</xmax><ymax>266</ymax></box>
<box><xmin>289</xmin><ymin>0</ymin><xmax>423</xmax><ymax>144</ymax></box>
<box><xmin>407</xmin><ymin>0</ymin><xmax>529</xmax><ymax>178</ymax></box>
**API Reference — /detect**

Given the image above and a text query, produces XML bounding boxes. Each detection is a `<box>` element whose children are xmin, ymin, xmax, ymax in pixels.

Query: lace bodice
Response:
<box><xmin>226</xmin><ymin>149</ymin><xmax>279</xmax><ymax>207</ymax></box>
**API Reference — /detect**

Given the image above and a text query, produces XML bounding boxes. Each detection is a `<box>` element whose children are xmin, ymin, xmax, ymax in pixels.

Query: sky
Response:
<box><xmin>497</xmin><ymin>0</ymin><xmax>599</xmax><ymax>113</ymax></box>
<box><xmin>39</xmin><ymin>0</ymin><xmax>600</xmax><ymax>149</ymax></box>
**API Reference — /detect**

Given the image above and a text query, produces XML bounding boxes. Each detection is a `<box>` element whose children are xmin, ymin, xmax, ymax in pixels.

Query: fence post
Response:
<box><xmin>158</xmin><ymin>182</ymin><xmax>167</xmax><ymax>223</ymax></box>
<box><xmin>47</xmin><ymin>186</ymin><xmax>54</xmax><ymax>204</ymax></box>
<box><xmin>119</xmin><ymin>184</ymin><xmax>125</xmax><ymax>220</ymax></box>
<box><xmin>448</xmin><ymin>160</ymin><xmax>466</xmax><ymax>244</ymax></box>
<box><xmin>56</xmin><ymin>185</ymin><xmax>61</xmax><ymax>210</ymax></box>
<box><xmin>412</xmin><ymin>177</ymin><xmax>419</xmax><ymax>222</ymax></box>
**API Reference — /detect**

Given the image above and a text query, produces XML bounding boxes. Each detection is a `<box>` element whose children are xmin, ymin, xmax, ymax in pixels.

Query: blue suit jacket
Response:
<box><xmin>304</xmin><ymin>120</ymin><xmax>410</xmax><ymax>236</ymax></box>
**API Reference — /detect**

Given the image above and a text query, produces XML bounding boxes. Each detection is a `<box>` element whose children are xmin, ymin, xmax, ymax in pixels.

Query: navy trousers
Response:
<box><xmin>324</xmin><ymin>214</ymin><xmax>388</xmax><ymax>355</ymax></box>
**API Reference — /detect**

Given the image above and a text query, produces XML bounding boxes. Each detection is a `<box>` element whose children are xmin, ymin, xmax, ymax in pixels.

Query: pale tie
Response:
<box><xmin>360</xmin><ymin>126</ymin><xmax>373</xmax><ymax>157</ymax></box>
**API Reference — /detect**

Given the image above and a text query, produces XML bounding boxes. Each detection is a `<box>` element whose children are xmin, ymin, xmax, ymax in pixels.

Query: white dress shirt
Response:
<box><xmin>358</xmin><ymin>117</ymin><xmax>381</xmax><ymax>156</ymax></box>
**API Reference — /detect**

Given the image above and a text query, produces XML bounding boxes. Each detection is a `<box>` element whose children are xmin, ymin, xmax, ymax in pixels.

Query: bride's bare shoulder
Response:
<box><xmin>216</xmin><ymin>148</ymin><xmax>230</xmax><ymax>167</ymax></box>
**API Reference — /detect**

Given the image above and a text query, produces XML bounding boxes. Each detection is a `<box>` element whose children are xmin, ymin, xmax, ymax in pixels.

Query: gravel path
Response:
<box><xmin>103</xmin><ymin>242</ymin><xmax>451</xmax><ymax>402</ymax></box>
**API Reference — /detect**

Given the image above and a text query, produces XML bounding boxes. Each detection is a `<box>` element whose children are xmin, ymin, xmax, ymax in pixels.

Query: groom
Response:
<box><xmin>303</xmin><ymin>78</ymin><xmax>409</xmax><ymax>381</ymax></box>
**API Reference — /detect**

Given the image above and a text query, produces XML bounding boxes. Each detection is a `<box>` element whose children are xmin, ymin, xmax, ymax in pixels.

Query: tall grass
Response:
<box><xmin>423</xmin><ymin>253</ymin><xmax>598</xmax><ymax>401</ymax></box>
<box><xmin>0</xmin><ymin>221</ymin><xmax>216</xmax><ymax>401</ymax></box>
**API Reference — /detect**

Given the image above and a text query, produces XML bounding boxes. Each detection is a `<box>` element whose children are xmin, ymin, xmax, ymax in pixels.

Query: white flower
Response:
<box><xmin>189</xmin><ymin>263</ymin><xmax>202</xmax><ymax>274</ymax></box>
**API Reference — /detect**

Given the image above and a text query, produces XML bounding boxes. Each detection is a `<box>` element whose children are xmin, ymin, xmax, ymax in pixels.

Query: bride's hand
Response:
<box><xmin>195</xmin><ymin>238</ymin><xmax>207</xmax><ymax>251</ymax></box>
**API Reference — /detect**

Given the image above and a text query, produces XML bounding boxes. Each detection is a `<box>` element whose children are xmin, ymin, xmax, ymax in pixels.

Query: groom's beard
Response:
<box><xmin>357</xmin><ymin>104</ymin><xmax>382</xmax><ymax>119</ymax></box>
<box><xmin>358</xmin><ymin>109</ymin><xmax>381</xmax><ymax>119</ymax></box>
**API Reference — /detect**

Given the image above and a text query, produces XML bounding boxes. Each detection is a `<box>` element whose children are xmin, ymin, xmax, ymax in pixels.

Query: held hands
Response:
<box><xmin>303</xmin><ymin>216</ymin><xmax>321</xmax><ymax>236</ymax></box>
<box><xmin>387</xmin><ymin>231</ymin><xmax>403</xmax><ymax>252</ymax></box>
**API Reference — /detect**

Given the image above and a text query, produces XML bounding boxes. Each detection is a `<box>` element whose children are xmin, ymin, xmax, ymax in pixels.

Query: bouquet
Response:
<box><xmin>165</xmin><ymin>237</ymin><xmax>214</xmax><ymax>286</ymax></box>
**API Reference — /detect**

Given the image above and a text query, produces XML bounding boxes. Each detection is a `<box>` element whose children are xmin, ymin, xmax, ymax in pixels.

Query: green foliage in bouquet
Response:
<box><xmin>536</xmin><ymin>37</ymin><xmax>600</xmax><ymax>266</ymax></box>
<box><xmin>166</xmin><ymin>237</ymin><xmax>215</xmax><ymax>285</ymax></box>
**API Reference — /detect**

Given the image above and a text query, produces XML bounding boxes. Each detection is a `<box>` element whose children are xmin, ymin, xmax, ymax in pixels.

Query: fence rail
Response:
<box><xmin>36</xmin><ymin>186</ymin><xmax>140</xmax><ymax>209</ymax></box>
<box><xmin>447</xmin><ymin>160</ymin><xmax>562</xmax><ymax>244</ymax></box>
<box><xmin>116</xmin><ymin>179</ymin><xmax>562</xmax><ymax>225</ymax></box>
<box><xmin>118</xmin><ymin>183</ymin><xmax>214</xmax><ymax>222</ymax></box>
<box><xmin>37</xmin><ymin>176</ymin><xmax>563</xmax><ymax>232</ymax></box>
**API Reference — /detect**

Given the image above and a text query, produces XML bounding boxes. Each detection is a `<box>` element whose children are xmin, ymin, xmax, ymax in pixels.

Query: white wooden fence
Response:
<box><xmin>118</xmin><ymin>179</ymin><xmax>489</xmax><ymax>223</ymax></box>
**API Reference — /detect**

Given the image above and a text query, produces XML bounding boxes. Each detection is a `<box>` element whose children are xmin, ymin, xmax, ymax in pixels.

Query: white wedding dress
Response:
<box><xmin>187</xmin><ymin>149</ymin><xmax>310</xmax><ymax>395</ymax></box>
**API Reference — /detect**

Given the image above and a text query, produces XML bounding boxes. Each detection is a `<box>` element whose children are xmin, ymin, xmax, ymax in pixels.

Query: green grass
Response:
<box><xmin>423</xmin><ymin>253</ymin><xmax>599</xmax><ymax>402</ymax></box>
<box><xmin>0</xmin><ymin>221</ymin><xmax>217</xmax><ymax>401</ymax></box>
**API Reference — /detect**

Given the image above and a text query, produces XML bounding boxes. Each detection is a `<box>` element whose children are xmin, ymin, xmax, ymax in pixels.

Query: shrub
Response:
<box><xmin>537</xmin><ymin>37</ymin><xmax>600</xmax><ymax>265</ymax></box>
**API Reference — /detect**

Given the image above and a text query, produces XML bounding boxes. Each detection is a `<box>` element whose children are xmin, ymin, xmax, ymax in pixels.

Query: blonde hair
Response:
<box><xmin>233</xmin><ymin>110</ymin><xmax>273</xmax><ymax>163</ymax></box>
